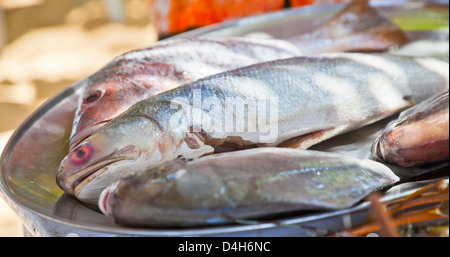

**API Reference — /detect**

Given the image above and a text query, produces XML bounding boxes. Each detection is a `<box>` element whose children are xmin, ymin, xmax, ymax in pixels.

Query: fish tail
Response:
<box><xmin>331</xmin><ymin>0</ymin><xmax>409</xmax><ymax>51</ymax></box>
<box><xmin>290</xmin><ymin>0</ymin><xmax>409</xmax><ymax>53</ymax></box>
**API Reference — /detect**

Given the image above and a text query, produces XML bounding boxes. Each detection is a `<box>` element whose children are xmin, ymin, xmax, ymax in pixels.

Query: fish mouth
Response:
<box><xmin>98</xmin><ymin>180</ymin><xmax>119</xmax><ymax>217</ymax></box>
<box><xmin>69</xmin><ymin>121</ymin><xmax>111</xmax><ymax>151</ymax></box>
<box><xmin>61</xmin><ymin>155</ymin><xmax>135</xmax><ymax>197</ymax></box>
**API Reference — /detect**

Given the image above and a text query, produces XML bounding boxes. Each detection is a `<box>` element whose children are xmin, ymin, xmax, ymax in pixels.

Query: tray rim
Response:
<box><xmin>1</xmin><ymin>0</ymin><xmax>449</xmax><ymax>236</ymax></box>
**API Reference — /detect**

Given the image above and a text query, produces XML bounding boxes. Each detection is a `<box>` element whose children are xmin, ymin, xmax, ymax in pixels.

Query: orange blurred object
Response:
<box><xmin>290</xmin><ymin>0</ymin><xmax>354</xmax><ymax>7</ymax></box>
<box><xmin>148</xmin><ymin>0</ymin><xmax>371</xmax><ymax>37</ymax></box>
<box><xmin>289</xmin><ymin>0</ymin><xmax>314</xmax><ymax>7</ymax></box>
<box><xmin>149</xmin><ymin>0</ymin><xmax>285</xmax><ymax>36</ymax></box>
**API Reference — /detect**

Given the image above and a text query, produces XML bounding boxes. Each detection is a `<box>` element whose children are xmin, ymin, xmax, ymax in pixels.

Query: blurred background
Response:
<box><xmin>0</xmin><ymin>0</ymin><xmax>157</xmax><ymax>237</ymax></box>
<box><xmin>0</xmin><ymin>0</ymin><xmax>355</xmax><ymax>237</ymax></box>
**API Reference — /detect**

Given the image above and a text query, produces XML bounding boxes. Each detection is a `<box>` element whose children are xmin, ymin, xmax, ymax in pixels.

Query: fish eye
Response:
<box><xmin>82</xmin><ymin>90</ymin><xmax>103</xmax><ymax>105</ymax></box>
<box><xmin>70</xmin><ymin>144</ymin><xmax>93</xmax><ymax>165</ymax></box>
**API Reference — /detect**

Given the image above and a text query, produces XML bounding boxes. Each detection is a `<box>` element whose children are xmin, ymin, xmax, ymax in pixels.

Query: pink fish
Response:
<box><xmin>372</xmin><ymin>90</ymin><xmax>449</xmax><ymax>167</ymax></box>
<box><xmin>69</xmin><ymin>0</ymin><xmax>408</xmax><ymax>150</ymax></box>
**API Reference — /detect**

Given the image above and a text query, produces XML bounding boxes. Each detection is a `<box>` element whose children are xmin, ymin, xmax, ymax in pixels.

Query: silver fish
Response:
<box><xmin>57</xmin><ymin>53</ymin><xmax>449</xmax><ymax>203</ymax></box>
<box><xmin>98</xmin><ymin>147</ymin><xmax>399</xmax><ymax>227</ymax></box>
<box><xmin>69</xmin><ymin>0</ymin><xmax>408</xmax><ymax>150</ymax></box>
<box><xmin>371</xmin><ymin>90</ymin><xmax>449</xmax><ymax>167</ymax></box>
<box><xmin>392</xmin><ymin>40</ymin><xmax>449</xmax><ymax>58</ymax></box>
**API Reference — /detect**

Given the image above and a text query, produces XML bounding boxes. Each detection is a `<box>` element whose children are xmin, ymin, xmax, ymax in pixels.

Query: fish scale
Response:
<box><xmin>57</xmin><ymin>52</ymin><xmax>449</xmax><ymax>204</ymax></box>
<box><xmin>69</xmin><ymin>0</ymin><xmax>408</xmax><ymax>151</ymax></box>
<box><xmin>98</xmin><ymin>148</ymin><xmax>400</xmax><ymax>227</ymax></box>
<box><xmin>372</xmin><ymin>90</ymin><xmax>449</xmax><ymax>167</ymax></box>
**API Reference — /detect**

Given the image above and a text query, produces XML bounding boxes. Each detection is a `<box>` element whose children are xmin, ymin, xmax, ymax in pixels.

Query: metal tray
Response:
<box><xmin>1</xmin><ymin>0</ymin><xmax>449</xmax><ymax>237</ymax></box>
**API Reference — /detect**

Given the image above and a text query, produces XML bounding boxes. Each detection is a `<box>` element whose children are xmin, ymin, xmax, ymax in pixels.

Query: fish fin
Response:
<box><xmin>181</xmin><ymin>132</ymin><xmax>215</xmax><ymax>159</ymax></box>
<box><xmin>184</xmin><ymin>132</ymin><xmax>203</xmax><ymax>150</ymax></box>
<box><xmin>290</xmin><ymin>0</ymin><xmax>409</xmax><ymax>53</ymax></box>
<box><xmin>277</xmin><ymin>130</ymin><xmax>329</xmax><ymax>149</ymax></box>
<box><xmin>277</xmin><ymin>126</ymin><xmax>349</xmax><ymax>149</ymax></box>
<box><xmin>190</xmin><ymin>129</ymin><xmax>261</xmax><ymax>153</ymax></box>
<box><xmin>331</xmin><ymin>0</ymin><xmax>409</xmax><ymax>52</ymax></box>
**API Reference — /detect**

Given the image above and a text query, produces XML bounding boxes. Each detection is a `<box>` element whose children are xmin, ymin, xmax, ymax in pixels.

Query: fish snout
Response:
<box><xmin>56</xmin><ymin>143</ymin><xmax>96</xmax><ymax>196</ymax></box>
<box><xmin>56</xmin><ymin>159</ymin><xmax>77</xmax><ymax>197</ymax></box>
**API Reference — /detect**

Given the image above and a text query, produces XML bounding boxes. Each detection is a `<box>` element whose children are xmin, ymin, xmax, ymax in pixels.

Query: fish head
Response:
<box><xmin>69</xmin><ymin>76</ymin><xmax>152</xmax><ymax>151</ymax></box>
<box><xmin>69</xmin><ymin>57</ymin><xmax>182</xmax><ymax>151</ymax></box>
<box><xmin>58</xmin><ymin>114</ymin><xmax>181</xmax><ymax>203</ymax></box>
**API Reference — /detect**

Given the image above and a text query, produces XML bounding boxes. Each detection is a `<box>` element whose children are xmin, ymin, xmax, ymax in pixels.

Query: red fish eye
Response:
<box><xmin>70</xmin><ymin>144</ymin><xmax>93</xmax><ymax>165</ymax></box>
<box><xmin>83</xmin><ymin>90</ymin><xmax>103</xmax><ymax>105</ymax></box>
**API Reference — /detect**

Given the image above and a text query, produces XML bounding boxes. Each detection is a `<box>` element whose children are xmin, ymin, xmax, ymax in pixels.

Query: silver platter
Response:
<box><xmin>1</xmin><ymin>0</ymin><xmax>448</xmax><ymax>237</ymax></box>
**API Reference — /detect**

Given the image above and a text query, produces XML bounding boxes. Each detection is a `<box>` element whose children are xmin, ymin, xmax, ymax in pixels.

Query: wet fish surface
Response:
<box><xmin>392</xmin><ymin>40</ymin><xmax>449</xmax><ymax>58</ymax></box>
<box><xmin>57</xmin><ymin>53</ymin><xmax>449</xmax><ymax>203</ymax></box>
<box><xmin>98</xmin><ymin>148</ymin><xmax>399</xmax><ymax>227</ymax></box>
<box><xmin>372</xmin><ymin>90</ymin><xmax>449</xmax><ymax>167</ymax></box>
<box><xmin>69</xmin><ymin>0</ymin><xmax>407</xmax><ymax>150</ymax></box>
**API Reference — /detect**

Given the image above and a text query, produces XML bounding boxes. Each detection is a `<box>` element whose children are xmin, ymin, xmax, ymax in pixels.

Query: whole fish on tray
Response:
<box><xmin>69</xmin><ymin>0</ymin><xmax>408</xmax><ymax>150</ymax></box>
<box><xmin>372</xmin><ymin>90</ymin><xmax>449</xmax><ymax>167</ymax></box>
<box><xmin>57</xmin><ymin>53</ymin><xmax>449</xmax><ymax>203</ymax></box>
<box><xmin>98</xmin><ymin>148</ymin><xmax>399</xmax><ymax>227</ymax></box>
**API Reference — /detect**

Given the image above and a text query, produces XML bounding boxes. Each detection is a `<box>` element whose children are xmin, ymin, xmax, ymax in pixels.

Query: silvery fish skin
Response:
<box><xmin>392</xmin><ymin>40</ymin><xmax>449</xmax><ymax>58</ymax></box>
<box><xmin>57</xmin><ymin>53</ymin><xmax>449</xmax><ymax>203</ymax></box>
<box><xmin>98</xmin><ymin>148</ymin><xmax>399</xmax><ymax>227</ymax></box>
<box><xmin>69</xmin><ymin>0</ymin><xmax>407</xmax><ymax>150</ymax></box>
<box><xmin>372</xmin><ymin>90</ymin><xmax>449</xmax><ymax>167</ymax></box>
<box><xmin>69</xmin><ymin>37</ymin><xmax>302</xmax><ymax>150</ymax></box>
